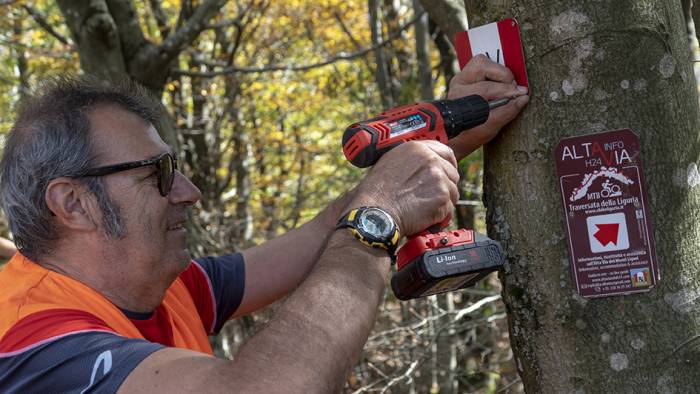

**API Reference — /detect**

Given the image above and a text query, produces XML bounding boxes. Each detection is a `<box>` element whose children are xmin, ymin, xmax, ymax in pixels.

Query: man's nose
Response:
<box><xmin>168</xmin><ymin>171</ymin><xmax>202</xmax><ymax>206</ymax></box>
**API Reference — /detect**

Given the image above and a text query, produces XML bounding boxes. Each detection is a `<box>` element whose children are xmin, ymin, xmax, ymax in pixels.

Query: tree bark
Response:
<box><xmin>429</xmin><ymin>19</ymin><xmax>460</xmax><ymax>93</ymax></box>
<box><xmin>419</xmin><ymin>0</ymin><xmax>467</xmax><ymax>41</ymax></box>
<box><xmin>368</xmin><ymin>0</ymin><xmax>394</xmax><ymax>108</ymax></box>
<box><xmin>414</xmin><ymin>0</ymin><xmax>434</xmax><ymax>101</ymax></box>
<box><xmin>227</xmin><ymin>76</ymin><xmax>254</xmax><ymax>245</ymax></box>
<box><xmin>11</xmin><ymin>10</ymin><xmax>29</xmax><ymax>99</ymax></box>
<box><xmin>55</xmin><ymin>0</ymin><xmax>229</xmax><ymax>149</ymax></box>
<box><xmin>456</xmin><ymin>0</ymin><xmax>700</xmax><ymax>391</ymax></box>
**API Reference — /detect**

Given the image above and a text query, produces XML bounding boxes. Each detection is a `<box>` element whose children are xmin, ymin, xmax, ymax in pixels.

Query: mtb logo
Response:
<box><xmin>599</xmin><ymin>179</ymin><xmax>622</xmax><ymax>198</ymax></box>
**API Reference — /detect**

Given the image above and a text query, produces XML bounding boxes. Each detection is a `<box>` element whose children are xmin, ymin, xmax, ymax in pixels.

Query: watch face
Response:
<box><xmin>358</xmin><ymin>208</ymin><xmax>394</xmax><ymax>239</ymax></box>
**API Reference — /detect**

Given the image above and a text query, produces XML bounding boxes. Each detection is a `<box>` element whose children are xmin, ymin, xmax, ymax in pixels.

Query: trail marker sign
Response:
<box><xmin>555</xmin><ymin>129</ymin><xmax>658</xmax><ymax>297</ymax></box>
<box><xmin>454</xmin><ymin>18</ymin><xmax>529</xmax><ymax>88</ymax></box>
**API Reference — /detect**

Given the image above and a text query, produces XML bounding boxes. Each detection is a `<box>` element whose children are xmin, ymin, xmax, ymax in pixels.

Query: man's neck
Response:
<box><xmin>37</xmin><ymin>249</ymin><xmax>168</xmax><ymax>313</ymax></box>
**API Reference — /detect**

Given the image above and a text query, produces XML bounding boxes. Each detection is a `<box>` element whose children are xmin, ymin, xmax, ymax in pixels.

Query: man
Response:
<box><xmin>0</xmin><ymin>55</ymin><xmax>527</xmax><ymax>393</ymax></box>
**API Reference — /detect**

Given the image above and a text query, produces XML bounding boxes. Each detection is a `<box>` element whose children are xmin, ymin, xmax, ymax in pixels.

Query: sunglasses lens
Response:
<box><xmin>159</xmin><ymin>154</ymin><xmax>174</xmax><ymax>196</ymax></box>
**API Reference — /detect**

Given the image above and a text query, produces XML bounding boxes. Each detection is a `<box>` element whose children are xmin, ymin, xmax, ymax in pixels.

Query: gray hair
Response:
<box><xmin>0</xmin><ymin>75</ymin><xmax>163</xmax><ymax>261</ymax></box>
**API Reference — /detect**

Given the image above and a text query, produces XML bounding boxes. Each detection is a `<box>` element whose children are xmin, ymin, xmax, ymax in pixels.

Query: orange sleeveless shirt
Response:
<box><xmin>0</xmin><ymin>253</ymin><xmax>213</xmax><ymax>355</ymax></box>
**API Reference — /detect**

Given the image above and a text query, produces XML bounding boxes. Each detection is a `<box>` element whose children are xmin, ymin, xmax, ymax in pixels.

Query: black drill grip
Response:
<box><xmin>432</xmin><ymin>95</ymin><xmax>490</xmax><ymax>138</ymax></box>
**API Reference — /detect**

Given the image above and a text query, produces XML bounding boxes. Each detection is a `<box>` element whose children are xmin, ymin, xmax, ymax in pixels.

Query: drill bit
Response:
<box><xmin>488</xmin><ymin>97</ymin><xmax>511</xmax><ymax>110</ymax></box>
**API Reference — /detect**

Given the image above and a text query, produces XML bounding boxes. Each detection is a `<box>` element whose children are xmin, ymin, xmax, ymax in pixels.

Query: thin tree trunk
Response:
<box><xmin>368</xmin><ymin>0</ymin><xmax>394</xmax><ymax>108</ymax></box>
<box><xmin>429</xmin><ymin>19</ymin><xmax>460</xmax><ymax>93</ymax></box>
<box><xmin>12</xmin><ymin>10</ymin><xmax>28</xmax><ymax>99</ymax></box>
<box><xmin>229</xmin><ymin>80</ymin><xmax>253</xmax><ymax>244</ymax></box>
<box><xmin>683</xmin><ymin>0</ymin><xmax>700</xmax><ymax>92</ymax></box>
<box><xmin>458</xmin><ymin>0</ymin><xmax>700</xmax><ymax>391</ymax></box>
<box><xmin>419</xmin><ymin>0</ymin><xmax>467</xmax><ymax>40</ymax></box>
<box><xmin>414</xmin><ymin>0</ymin><xmax>434</xmax><ymax>101</ymax></box>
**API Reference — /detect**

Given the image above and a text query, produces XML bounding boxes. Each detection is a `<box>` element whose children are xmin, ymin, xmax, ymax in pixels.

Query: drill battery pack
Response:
<box><xmin>391</xmin><ymin>229</ymin><xmax>506</xmax><ymax>300</ymax></box>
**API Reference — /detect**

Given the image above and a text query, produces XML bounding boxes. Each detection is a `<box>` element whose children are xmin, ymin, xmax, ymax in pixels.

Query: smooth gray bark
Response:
<box><xmin>368</xmin><ymin>0</ymin><xmax>394</xmax><ymax>108</ymax></box>
<box><xmin>456</xmin><ymin>0</ymin><xmax>700</xmax><ymax>391</ymax></box>
<box><xmin>420</xmin><ymin>0</ymin><xmax>463</xmax><ymax>90</ymax></box>
<box><xmin>429</xmin><ymin>20</ymin><xmax>460</xmax><ymax>93</ymax></box>
<box><xmin>55</xmin><ymin>0</ymin><xmax>229</xmax><ymax>149</ymax></box>
<box><xmin>12</xmin><ymin>10</ymin><xmax>29</xmax><ymax>99</ymax></box>
<box><xmin>414</xmin><ymin>0</ymin><xmax>434</xmax><ymax>101</ymax></box>
<box><xmin>419</xmin><ymin>0</ymin><xmax>467</xmax><ymax>40</ymax></box>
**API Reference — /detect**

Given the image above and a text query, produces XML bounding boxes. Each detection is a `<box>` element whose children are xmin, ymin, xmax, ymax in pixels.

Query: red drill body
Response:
<box><xmin>342</xmin><ymin>95</ymin><xmax>506</xmax><ymax>168</ymax></box>
<box><xmin>342</xmin><ymin>95</ymin><xmax>508</xmax><ymax>300</ymax></box>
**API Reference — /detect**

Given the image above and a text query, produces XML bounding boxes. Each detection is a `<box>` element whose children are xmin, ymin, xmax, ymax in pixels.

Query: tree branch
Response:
<box><xmin>105</xmin><ymin>0</ymin><xmax>149</xmax><ymax>59</ymax></box>
<box><xmin>173</xmin><ymin>10</ymin><xmax>425</xmax><ymax>77</ymax></box>
<box><xmin>157</xmin><ymin>0</ymin><xmax>229</xmax><ymax>61</ymax></box>
<box><xmin>333</xmin><ymin>10</ymin><xmax>373</xmax><ymax>71</ymax></box>
<box><xmin>23</xmin><ymin>4</ymin><xmax>71</xmax><ymax>45</ymax></box>
<box><xmin>205</xmin><ymin>16</ymin><xmax>243</xmax><ymax>30</ymax></box>
<box><xmin>148</xmin><ymin>0</ymin><xmax>171</xmax><ymax>38</ymax></box>
<box><xmin>56</xmin><ymin>0</ymin><xmax>128</xmax><ymax>79</ymax></box>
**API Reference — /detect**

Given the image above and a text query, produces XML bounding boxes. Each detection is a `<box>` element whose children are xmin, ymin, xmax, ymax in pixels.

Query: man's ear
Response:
<box><xmin>45</xmin><ymin>178</ymin><xmax>99</xmax><ymax>231</ymax></box>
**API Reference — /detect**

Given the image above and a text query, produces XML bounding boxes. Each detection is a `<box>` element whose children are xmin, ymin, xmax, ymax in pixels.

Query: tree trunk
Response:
<box><xmin>55</xmin><ymin>0</ymin><xmax>229</xmax><ymax>150</ymax></box>
<box><xmin>228</xmin><ymin>78</ymin><xmax>254</xmax><ymax>245</ymax></box>
<box><xmin>414</xmin><ymin>0</ymin><xmax>434</xmax><ymax>101</ymax></box>
<box><xmin>429</xmin><ymin>19</ymin><xmax>460</xmax><ymax>94</ymax></box>
<box><xmin>454</xmin><ymin>0</ymin><xmax>700</xmax><ymax>391</ymax></box>
<box><xmin>420</xmin><ymin>0</ymin><xmax>466</xmax><ymax>93</ymax></box>
<box><xmin>368</xmin><ymin>0</ymin><xmax>394</xmax><ymax>108</ymax></box>
<box><xmin>418</xmin><ymin>0</ymin><xmax>467</xmax><ymax>40</ymax></box>
<box><xmin>11</xmin><ymin>10</ymin><xmax>29</xmax><ymax>99</ymax></box>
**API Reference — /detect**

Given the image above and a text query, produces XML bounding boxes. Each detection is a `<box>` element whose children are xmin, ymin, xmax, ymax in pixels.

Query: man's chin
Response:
<box><xmin>175</xmin><ymin>249</ymin><xmax>192</xmax><ymax>267</ymax></box>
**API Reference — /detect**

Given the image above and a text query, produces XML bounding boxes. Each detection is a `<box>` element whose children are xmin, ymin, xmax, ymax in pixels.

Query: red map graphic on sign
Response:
<box><xmin>594</xmin><ymin>223</ymin><xmax>619</xmax><ymax>246</ymax></box>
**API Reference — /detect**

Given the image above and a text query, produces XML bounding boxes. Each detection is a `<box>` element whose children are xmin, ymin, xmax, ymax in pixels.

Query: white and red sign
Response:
<box><xmin>586</xmin><ymin>212</ymin><xmax>630</xmax><ymax>253</ymax></box>
<box><xmin>454</xmin><ymin>18</ymin><xmax>529</xmax><ymax>87</ymax></box>
<box><xmin>555</xmin><ymin>129</ymin><xmax>658</xmax><ymax>298</ymax></box>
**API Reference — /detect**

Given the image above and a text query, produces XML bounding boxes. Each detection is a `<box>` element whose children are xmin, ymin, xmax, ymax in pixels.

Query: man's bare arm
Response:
<box><xmin>235</xmin><ymin>187</ymin><xmax>356</xmax><ymax>317</ymax></box>
<box><xmin>120</xmin><ymin>231</ymin><xmax>389</xmax><ymax>393</ymax></box>
<box><xmin>120</xmin><ymin>141</ymin><xmax>459</xmax><ymax>393</ymax></box>
<box><xmin>233</xmin><ymin>56</ymin><xmax>529</xmax><ymax>318</ymax></box>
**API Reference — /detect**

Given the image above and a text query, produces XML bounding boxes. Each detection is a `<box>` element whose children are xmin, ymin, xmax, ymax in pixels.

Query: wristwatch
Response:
<box><xmin>336</xmin><ymin>207</ymin><xmax>400</xmax><ymax>260</ymax></box>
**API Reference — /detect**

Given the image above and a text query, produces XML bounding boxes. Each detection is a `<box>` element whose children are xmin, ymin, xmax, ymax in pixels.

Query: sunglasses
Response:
<box><xmin>74</xmin><ymin>152</ymin><xmax>178</xmax><ymax>197</ymax></box>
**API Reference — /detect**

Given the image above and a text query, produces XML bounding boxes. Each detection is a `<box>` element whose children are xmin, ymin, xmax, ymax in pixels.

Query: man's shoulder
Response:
<box><xmin>0</xmin><ymin>308</ymin><xmax>114</xmax><ymax>356</ymax></box>
<box><xmin>0</xmin><ymin>327</ymin><xmax>162</xmax><ymax>393</ymax></box>
<box><xmin>174</xmin><ymin>254</ymin><xmax>245</xmax><ymax>335</ymax></box>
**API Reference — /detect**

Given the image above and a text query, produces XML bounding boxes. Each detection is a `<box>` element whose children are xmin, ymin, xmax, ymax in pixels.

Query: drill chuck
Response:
<box><xmin>432</xmin><ymin>95</ymin><xmax>490</xmax><ymax>139</ymax></box>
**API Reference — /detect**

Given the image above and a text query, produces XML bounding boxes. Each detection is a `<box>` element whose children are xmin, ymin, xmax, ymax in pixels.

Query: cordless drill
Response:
<box><xmin>342</xmin><ymin>95</ymin><xmax>508</xmax><ymax>300</ymax></box>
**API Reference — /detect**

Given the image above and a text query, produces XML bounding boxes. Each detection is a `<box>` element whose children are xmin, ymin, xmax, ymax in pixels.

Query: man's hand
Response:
<box><xmin>349</xmin><ymin>140</ymin><xmax>459</xmax><ymax>237</ymax></box>
<box><xmin>447</xmin><ymin>54</ymin><xmax>530</xmax><ymax>160</ymax></box>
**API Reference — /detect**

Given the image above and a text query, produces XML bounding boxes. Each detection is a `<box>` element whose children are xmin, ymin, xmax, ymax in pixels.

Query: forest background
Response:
<box><xmin>0</xmin><ymin>0</ymin><xmax>527</xmax><ymax>393</ymax></box>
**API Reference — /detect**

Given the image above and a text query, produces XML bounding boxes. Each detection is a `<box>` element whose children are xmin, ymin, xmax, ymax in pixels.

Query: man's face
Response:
<box><xmin>87</xmin><ymin>105</ymin><xmax>201</xmax><ymax>283</ymax></box>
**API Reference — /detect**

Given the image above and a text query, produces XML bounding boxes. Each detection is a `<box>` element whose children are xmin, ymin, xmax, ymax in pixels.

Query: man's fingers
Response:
<box><xmin>448</xmin><ymin>181</ymin><xmax>459</xmax><ymax>204</ymax></box>
<box><xmin>452</xmin><ymin>55</ymin><xmax>515</xmax><ymax>85</ymax></box>
<box><xmin>433</xmin><ymin>156</ymin><xmax>460</xmax><ymax>185</ymax></box>
<box><xmin>420</xmin><ymin>140</ymin><xmax>458</xmax><ymax>169</ymax></box>
<box><xmin>450</xmin><ymin>80</ymin><xmax>527</xmax><ymax>102</ymax></box>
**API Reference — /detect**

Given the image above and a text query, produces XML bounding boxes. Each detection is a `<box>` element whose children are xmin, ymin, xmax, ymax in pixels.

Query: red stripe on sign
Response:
<box><xmin>497</xmin><ymin>18</ymin><xmax>529</xmax><ymax>88</ymax></box>
<box><xmin>454</xmin><ymin>31</ymin><xmax>472</xmax><ymax>69</ymax></box>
